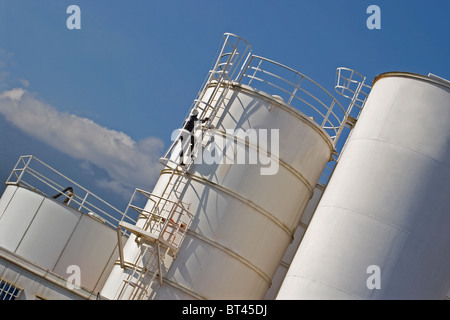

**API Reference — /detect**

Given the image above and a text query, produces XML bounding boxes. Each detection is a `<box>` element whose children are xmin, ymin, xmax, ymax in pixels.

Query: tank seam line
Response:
<box><xmin>186</xmin><ymin>229</ymin><xmax>273</xmax><ymax>285</ymax></box>
<box><xmin>280</xmin><ymin>274</ymin><xmax>363</xmax><ymax>299</ymax></box>
<box><xmin>349</xmin><ymin>137</ymin><xmax>450</xmax><ymax>173</ymax></box>
<box><xmin>157</xmin><ymin>277</ymin><xmax>207</xmax><ymax>300</ymax></box>
<box><xmin>161</xmin><ymin>169</ymin><xmax>296</xmax><ymax>238</ymax></box>
<box><xmin>318</xmin><ymin>204</ymin><xmax>450</xmax><ymax>264</ymax></box>
<box><xmin>227</xmin><ymin>82</ymin><xmax>336</xmax><ymax>150</ymax></box>
<box><xmin>206</xmin><ymin>128</ymin><xmax>316</xmax><ymax>193</ymax></box>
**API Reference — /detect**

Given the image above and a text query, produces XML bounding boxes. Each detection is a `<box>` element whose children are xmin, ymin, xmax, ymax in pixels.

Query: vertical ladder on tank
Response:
<box><xmin>318</xmin><ymin>68</ymin><xmax>372</xmax><ymax>185</ymax></box>
<box><xmin>334</xmin><ymin>67</ymin><xmax>371</xmax><ymax>162</ymax></box>
<box><xmin>116</xmin><ymin>191</ymin><xmax>193</xmax><ymax>300</ymax></box>
<box><xmin>159</xmin><ymin>33</ymin><xmax>253</xmax><ymax>173</ymax></box>
<box><xmin>115</xmin><ymin>155</ymin><xmax>193</xmax><ymax>300</ymax></box>
<box><xmin>320</xmin><ymin>67</ymin><xmax>372</xmax><ymax>185</ymax></box>
<box><xmin>158</xmin><ymin>75</ymin><xmax>237</xmax><ymax>173</ymax></box>
<box><xmin>115</xmin><ymin>34</ymin><xmax>253</xmax><ymax>300</ymax></box>
<box><xmin>196</xmin><ymin>33</ymin><xmax>252</xmax><ymax>129</ymax></box>
<box><xmin>119</xmin><ymin>243</ymin><xmax>169</xmax><ymax>300</ymax></box>
<box><xmin>334</xmin><ymin>67</ymin><xmax>371</xmax><ymax>130</ymax></box>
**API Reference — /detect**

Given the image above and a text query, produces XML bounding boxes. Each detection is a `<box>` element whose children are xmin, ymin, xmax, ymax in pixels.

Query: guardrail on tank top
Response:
<box><xmin>5</xmin><ymin>155</ymin><xmax>131</xmax><ymax>230</ymax></box>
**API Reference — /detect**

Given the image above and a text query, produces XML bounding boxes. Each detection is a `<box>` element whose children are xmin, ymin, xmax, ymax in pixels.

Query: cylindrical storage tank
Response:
<box><xmin>0</xmin><ymin>184</ymin><xmax>121</xmax><ymax>294</ymax></box>
<box><xmin>264</xmin><ymin>183</ymin><xmax>325</xmax><ymax>299</ymax></box>
<box><xmin>101</xmin><ymin>33</ymin><xmax>347</xmax><ymax>300</ymax></box>
<box><xmin>277</xmin><ymin>72</ymin><xmax>450</xmax><ymax>300</ymax></box>
<box><xmin>101</xmin><ymin>82</ymin><xmax>334</xmax><ymax>299</ymax></box>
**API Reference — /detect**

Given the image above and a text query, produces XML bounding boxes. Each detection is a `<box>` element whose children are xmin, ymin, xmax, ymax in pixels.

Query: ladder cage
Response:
<box><xmin>115</xmin><ymin>34</ymin><xmax>376</xmax><ymax>300</ymax></box>
<box><xmin>120</xmin><ymin>188</ymin><xmax>193</xmax><ymax>252</ymax></box>
<box><xmin>160</xmin><ymin>34</ymin><xmax>375</xmax><ymax>174</ymax></box>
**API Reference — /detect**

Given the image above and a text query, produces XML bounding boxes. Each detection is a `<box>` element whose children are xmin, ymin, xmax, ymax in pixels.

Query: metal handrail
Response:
<box><xmin>240</xmin><ymin>55</ymin><xmax>347</xmax><ymax>143</ymax></box>
<box><xmin>5</xmin><ymin>155</ymin><xmax>129</xmax><ymax>230</ymax></box>
<box><xmin>160</xmin><ymin>34</ymin><xmax>371</xmax><ymax>174</ymax></box>
<box><xmin>121</xmin><ymin>188</ymin><xmax>193</xmax><ymax>239</ymax></box>
<box><xmin>335</xmin><ymin>67</ymin><xmax>371</xmax><ymax>107</ymax></box>
<box><xmin>123</xmin><ymin>188</ymin><xmax>193</xmax><ymax>218</ymax></box>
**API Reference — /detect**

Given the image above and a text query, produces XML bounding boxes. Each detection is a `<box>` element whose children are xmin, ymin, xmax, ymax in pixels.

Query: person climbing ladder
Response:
<box><xmin>179</xmin><ymin>109</ymin><xmax>209</xmax><ymax>166</ymax></box>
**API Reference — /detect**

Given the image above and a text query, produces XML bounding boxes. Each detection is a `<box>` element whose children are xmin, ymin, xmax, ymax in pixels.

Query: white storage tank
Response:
<box><xmin>277</xmin><ymin>72</ymin><xmax>450</xmax><ymax>299</ymax></box>
<box><xmin>101</xmin><ymin>34</ymin><xmax>352</xmax><ymax>300</ymax></box>
<box><xmin>264</xmin><ymin>183</ymin><xmax>325</xmax><ymax>299</ymax></box>
<box><xmin>0</xmin><ymin>155</ymin><xmax>127</xmax><ymax>299</ymax></box>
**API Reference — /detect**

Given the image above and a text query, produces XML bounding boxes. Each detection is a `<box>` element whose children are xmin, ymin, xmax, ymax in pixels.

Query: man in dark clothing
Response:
<box><xmin>179</xmin><ymin>109</ymin><xmax>209</xmax><ymax>165</ymax></box>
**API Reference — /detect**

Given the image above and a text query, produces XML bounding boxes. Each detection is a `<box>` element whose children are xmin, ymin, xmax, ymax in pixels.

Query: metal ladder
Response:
<box><xmin>119</xmin><ymin>243</ymin><xmax>168</xmax><ymax>300</ymax></box>
<box><xmin>159</xmin><ymin>33</ymin><xmax>253</xmax><ymax>173</ymax></box>
<box><xmin>116</xmin><ymin>187</ymin><xmax>193</xmax><ymax>300</ymax></box>
<box><xmin>115</xmin><ymin>34</ymin><xmax>253</xmax><ymax>300</ymax></box>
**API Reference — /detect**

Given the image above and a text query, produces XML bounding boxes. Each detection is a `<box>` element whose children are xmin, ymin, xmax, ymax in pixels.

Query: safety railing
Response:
<box><xmin>5</xmin><ymin>155</ymin><xmax>129</xmax><ymax>230</ymax></box>
<box><xmin>121</xmin><ymin>188</ymin><xmax>193</xmax><ymax>244</ymax></box>
<box><xmin>210</xmin><ymin>33</ymin><xmax>252</xmax><ymax>84</ymax></box>
<box><xmin>116</xmin><ymin>188</ymin><xmax>193</xmax><ymax>299</ymax></box>
<box><xmin>239</xmin><ymin>55</ymin><xmax>348</xmax><ymax>143</ymax></box>
<box><xmin>161</xmin><ymin>33</ymin><xmax>371</xmax><ymax>176</ymax></box>
<box><xmin>335</xmin><ymin>67</ymin><xmax>371</xmax><ymax>120</ymax></box>
<box><xmin>188</xmin><ymin>34</ymin><xmax>368</xmax><ymax>147</ymax></box>
<box><xmin>160</xmin><ymin>33</ymin><xmax>251</xmax><ymax>170</ymax></box>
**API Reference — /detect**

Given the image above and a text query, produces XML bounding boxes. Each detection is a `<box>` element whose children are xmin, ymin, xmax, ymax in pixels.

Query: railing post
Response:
<box><xmin>156</xmin><ymin>241</ymin><xmax>163</xmax><ymax>285</ymax></box>
<box><xmin>321</xmin><ymin>100</ymin><xmax>335</xmax><ymax>128</ymax></box>
<box><xmin>248</xmin><ymin>58</ymin><xmax>263</xmax><ymax>86</ymax></box>
<box><xmin>288</xmin><ymin>76</ymin><xmax>304</xmax><ymax>105</ymax></box>
<box><xmin>79</xmin><ymin>192</ymin><xmax>89</xmax><ymax>211</ymax></box>
<box><xmin>16</xmin><ymin>156</ymin><xmax>33</xmax><ymax>185</ymax></box>
<box><xmin>335</xmin><ymin>77</ymin><xmax>365</xmax><ymax>143</ymax></box>
<box><xmin>6</xmin><ymin>156</ymin><xmax>23</xmax><ymax>184</ymax></box>
<box><xmin>235</xmin><ymin>50</ymin><xmax>252</xmax><ymax>83</ymax></box>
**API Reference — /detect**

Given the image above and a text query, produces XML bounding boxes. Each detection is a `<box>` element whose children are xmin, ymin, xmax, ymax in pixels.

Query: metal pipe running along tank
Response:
<box><xmin>100</xmin><ymin>33</ymin><xmax>354</xmax><ymax>300</ymax></box>
<box><xmin>277</xmin><ymin>72</ymin><xmax>450</xmax><ymax>300</ymax></box>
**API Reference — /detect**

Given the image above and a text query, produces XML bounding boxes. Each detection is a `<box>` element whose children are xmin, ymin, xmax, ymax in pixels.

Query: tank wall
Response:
<box><xmin>164</xmin><ymin>87</ymin><xmax>334</xmax><ymax>299</ymax></box>
<box><xmin>277</xmin><ymin>75</ymin><xmax>450</xmax><ymax>299</ymax></box>
<box><xmin>202</xmin><ymin>84</ymin><xmax>332</xmax><ymax>184</ymax></box>
<box><xmin>0</xmin><ymin>254</ymin><xmax>89</xmax><ymax>300</ymax></box>
<box><xmin>0</xmin><ymin>185</ymin><xmax>121</xmax><ymax>293</ymax></box>
<box><xmin>264</xmin><ymin>183</ymin><xmax>324</xmax><ymax>299</ymax></box>
<box><xmin>102</xmin><ymin>84</ymin><xmax>334</xmax><ymax>300</ymax></box>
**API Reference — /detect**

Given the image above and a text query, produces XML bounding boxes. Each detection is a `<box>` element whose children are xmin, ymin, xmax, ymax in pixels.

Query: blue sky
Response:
<box><xmin>0</xmin><ymin>0</ymin><xmax>449</xmax><ymax>210</ymax></box>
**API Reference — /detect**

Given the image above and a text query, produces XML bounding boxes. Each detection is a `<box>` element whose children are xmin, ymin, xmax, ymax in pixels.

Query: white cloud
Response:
<box><xmin>96</xmin><ymin>178</ymin><xmax>135</xmax><ymax>199</ymax></box>
<box><xmin>0</xmin><ymin>49</ymin><xmax>16</xmax><ymax>90</ymax></box>
<box><xmin>0</xmin><ymin>88</ymin><xmax>164</xmax><ymax>196</ymax></box>
<box><xmin>79</xmin><ymin>160</ymin><xmax>95</xmax><ymax>176</ymax></box>
<box><xmin>18</xmin><ymin>78</ymin><xmax>30</xmax><ymax>88</ymax></box>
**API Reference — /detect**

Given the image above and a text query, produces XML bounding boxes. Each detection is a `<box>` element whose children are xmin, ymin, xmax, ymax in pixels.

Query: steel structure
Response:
<box><xmin>100</xmin><ymin>33</ymin><xmax>367</xmax><ymax>300</ymax></box>
<box><xmin>0</xmin><ymin>33</ymin><xmax>446</xmax><ymax>301</ymax></box>
<box><xmin>277</xmin><ymin>72</ymin><xmax>450</xmax><ymax>300</ymax></box>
